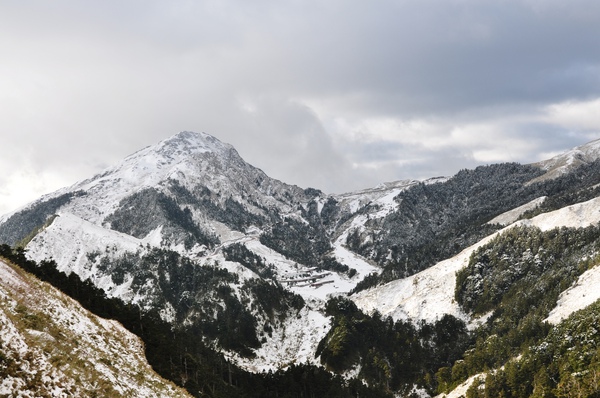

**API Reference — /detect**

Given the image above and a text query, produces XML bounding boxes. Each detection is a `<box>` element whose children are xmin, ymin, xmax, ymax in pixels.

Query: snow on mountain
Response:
<box><xmin>487</xmin><ymin>196</ymin><xmax>547</xmax><ymax>226</ymax></box>
<box><xmin>351</xmin><ymin>234</ymin><xmax>486</xmax><ymax>325</ymax></box>
<box><xmin>333</xmin><ymin>177</ymin><xmax>447</xmax><ymax>224</ymax></box>
<box><xmin>333</xmin><ymin>179</ymin><xmax>420</xmax><ymax>216</ymax></box>
<box><xmin>225</xmin><ymin>301</ymin><xmax>330</xmax><ymax>372</ymax></box>
<box><xmin>546</xmin><ymin>264</ymin><xmax>600</xmax><ymax>324</ymax></box>
<box><xmin>331</xmin><ymin>241</ymin><xmax>380</xmax><ymax>290</ymax></box>
<box><xmin>211</xmin><ymin>228</ymin><xmax>378</xmax><ymax>302</ymax></box>
<box><xmin>25</xmin><ymin>212</ymin><xmax>159</xmax><ymax>300</ymax></box>
<box><xmin>4</xmin><ymin>132</ymin><xmax>394</xmax><ymax>370</ymax></box>
<box><xmin>322</xmin><ymin>178</ymin><xmax>431</xmax><ymax>289</ymax></box>
<box><xmin>352</xmin><ymin>195</ymin><xmax>600</xmax><ymax>325</ymax></box>
<box><xmin>0</xmin><ymin>258</ymin><xmax>190</xmax><ymax>397</ymax></box>
<box><xmin>10</xmin><ymin>131</ymin><xmax>318</xmax><ymax>282</ymax></box>
<box><xmin>12</xmin><ymin>131</ymin><xmax>306</xmax><ymax>230</ymax></box>
<box><xmin>434</xmin><ymin>374</ymin><xmax>485</xmax><ymax>398</ymax></box>
<box><xmin>6</xmin><ymin>130</ymin><xmax>600</xmax><ymax>385</ymax></box>
<box><xmin>0</xmin><ymin>132</ymin><xmax>454</xmax><ymax>311</ymax></box>
<box><xmin>530</xmin><ymin>138</ymin><xmax>600</xmax><ymax>183</ymax></box>
<box><xmin>21</xmin><ymin>132</ymin><xmax>234</xmax><ymax>224</ymax></box>
<box><xmin>76</xmin><ymin>130</ymin><xmax>235</xmax><ymax>193</ymax></box>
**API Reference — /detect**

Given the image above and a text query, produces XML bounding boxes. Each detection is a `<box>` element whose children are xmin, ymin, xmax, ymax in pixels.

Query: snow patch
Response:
<box><xmin>530</xmin><ymin>138</ymin><xmax>600</xmax><ymax>183</ymax></box>
<box><xmin>487</xmin><ymin>196</ymin><xmax>546</xmax><ymax>226</ymax></box>
<box><xmin>546</xmin><ymin>263</ymin><xmax>600</xmax><ymax>324</ymax></box>
<box><xmin>0</xmin><ymin>259</ymin><xmax>190</xmax><ymax>397</ymax></box>
<box><xmin>334</xmin><ymin>179</ymin><xmax>418</xmax><ymax>218</ymax></box>
<box><xmin>435</xmin><ymin>374</ymin><xmax>485</xmax><ymax>398</ymax></box>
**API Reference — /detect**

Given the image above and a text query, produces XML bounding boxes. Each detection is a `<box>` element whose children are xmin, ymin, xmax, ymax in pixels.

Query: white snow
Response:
<box><xmin>10</xmin><ymin>130</ymin><xmax>600</xmax><ymax>381</ymax></box>
<box><xmin>334</xmin><ymin>179</ymin><xmax>419</xmax><ymax>218</ymax></box>
<box><xmin>26</xmin><ymin>213</ymin><xmax>152</xmax><ymax>292</ymax></box>
<box><xmin>219</xmin><ymin>232</ymin><xmax>376</xmax><ymax>301</ymax></box>
<box><xmin>351</xmin><ymin>236</ymin><xmax>490</xmax><ymax>324</ymax></box>
<box><xmin>353</xmin><ymin>196</ymin><xmax>600</xmax><ymax>325</ymax></box>
<box><xmin>546</xmin><ymin>264</ymin><xmax>600</xmax><ymax>324</ymax></box>
<box><xmin>487</xmin><ymin>196</ymin><xmax>546</xmax><ymax>226</ymax></box>
<box><xmin>227</xmin><ymin>301</ymin><xmax>331</xmax><ymax>372</ymax></box>
<box><xmin>284</xmin><ymin>249</ymin><xmax>378</xmax><ymax>302</ymax></box>
<box><xmin>530</xmin><ymin>138</ymin><xmax>600</xmax><ymax>183</ymax></box>
<box><xmin>18</xmin><ymin>131</ymin><xmax>296</xmax><ymax>227</ymax></box>
<box><xmin>435</xmin><ymin>374</ymin><xmax>485</xmax><ymax>398</ymax></box>
<box><xmin>25</xmin><ymin>181</ymin><xmax>600</xmax><ymax>374</ymax></box>
<box><xmin>333</xmin><ymin>240</ymin><xmax>380</xmax><ymax>283</ymax></box>
<box><xmin>22</xmin><ymin>207</ymin><xmax>379</xmax><ymax>372</ymax></box>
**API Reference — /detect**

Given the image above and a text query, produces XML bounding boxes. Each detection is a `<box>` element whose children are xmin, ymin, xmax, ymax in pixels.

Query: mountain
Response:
<box><xmin>3</xmin><ymin>131</ymin><xmax>600</xmax><ymax>396</ymax></box>
<box><xmin>0</xmin><ymin>131</ymin><xmax>309</xmax><ymax>247</ymax></box>
<box><xmin>0</xmin><ymin>131</ymin><xmax>380</xmax><ymax>370</ymax></box>
<box><xmin>0</xmin><ymin>256</ymin><xmax>191</xmax><ymax>397</ymax></box>
<box><xmin>530</xmin><ymin>137</ymin><xmax>600</xmax><ymax>182</ymax></box>
<box><xmin>352</xmin><ymin>195</ymin><xmax>600</xmax><ymax>325</ymax></box>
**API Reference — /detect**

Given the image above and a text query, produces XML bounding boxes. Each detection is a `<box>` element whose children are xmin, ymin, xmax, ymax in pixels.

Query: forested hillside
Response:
<box><xmin>465</xmin><ymin>299</ymin><xmax>600</xmax><ymax>397</ymax></box>
<box><xmin>351</xmin><ymin>159</ymin><xmax>600</xmax><ymax>291</ymax></box>
<box><xmin>437</xmin><ymin>223</ymin><xmax>600</xmax><ymax>395</ymax></box>
<box><xmin>0</xmin><ymin>249</ymin><xmax>191</xmax><ymax>397</ymax></box>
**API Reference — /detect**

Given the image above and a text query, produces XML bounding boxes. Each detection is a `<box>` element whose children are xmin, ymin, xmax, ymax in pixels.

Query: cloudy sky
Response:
<box><xmin>1</xmin><ymin>0</ymin><xmax>600</xmax><ymax>215</ymax></box>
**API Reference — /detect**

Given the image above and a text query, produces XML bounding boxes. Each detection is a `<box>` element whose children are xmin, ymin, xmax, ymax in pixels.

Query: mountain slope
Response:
<box><xmin>0</xmin><ymin>257</ymin><xmax>190</xmax><ymax>397</ymax></box>
<box><xmin>347</xmin><ymin>141</ymin><xmax>600</xmax><ymax>292</ymax></box>
<box><xmin>0</xmin><ymin>131</ymin><xmax>310</xmax><ymax>247</ymax></box>
<box><xmin>352</xmin><ymin>195</ymin><xmax>600</xmax><ymax>325</ymax></box>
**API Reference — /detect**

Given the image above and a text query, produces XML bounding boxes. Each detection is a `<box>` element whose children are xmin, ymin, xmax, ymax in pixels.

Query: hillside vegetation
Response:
<box><xmin>436</xmin><ymin>224</ymin><xmax>600</xmax><ymax>395</ymax></box>
<box><xmin>351</xmin><ymin>159</ymin><xmax>600</xmax><ymax>292</ymax></box>
<box><xmin>0</xmin><ymin>254</ymin><xmax>190</xmax><ymax>397</ymax></box>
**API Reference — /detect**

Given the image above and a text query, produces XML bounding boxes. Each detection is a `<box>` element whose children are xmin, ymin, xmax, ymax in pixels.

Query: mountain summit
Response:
<box><xmin>159</xmin><ymin>130</ymin><xmax>235</xmax><ymax>154</ymax></box>
<box><xmin>0</xmin><ymin>130</ymin><xmax>358</xmax><ymax>371</ymax></box>
<box><xmin>0</xmin><ymin>131</ymin><xmax>312</xmax><ymax>246</ymax></box>
<box><xmin>57</xmin><ymin>131</ymin><xmax>306</xmax><ymax>226</ymax></box>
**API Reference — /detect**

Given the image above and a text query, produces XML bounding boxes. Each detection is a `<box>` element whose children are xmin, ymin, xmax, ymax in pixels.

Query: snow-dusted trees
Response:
<box><xmin>316</xmin><ymin>297</ymin><xmax>471</xmax><ymax>395</ymax></box>
<box><xmin>353</xmin><ymin>159</ymin><xmax>600</xmax><ymax>293</ymax></box>
<box><xmin>437</xmin><ymin>224</ymin><xmax>600</xmax><ymax>394</ymax></box>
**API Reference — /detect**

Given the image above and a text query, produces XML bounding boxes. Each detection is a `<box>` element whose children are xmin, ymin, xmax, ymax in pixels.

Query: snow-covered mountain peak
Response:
<box><xmin>85</xmin><ymin>131</ymin><xmax>237</xmax><ymax>187</ymax></box>
<box><xmin>154</xmin><ymin>131</ymin><xmax>235</xmax><ymax>158</ymax></box>
<box><xmin>52</xmin><ymin>131</ymin><xmax>275</xmax><ymax>224</ymax></box>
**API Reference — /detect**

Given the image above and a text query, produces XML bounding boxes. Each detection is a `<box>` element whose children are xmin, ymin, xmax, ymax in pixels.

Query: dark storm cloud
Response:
<box><xmin>1</xmin><ymin>0</ymin><xmax>599</xmax><ymax>213</ymax></box>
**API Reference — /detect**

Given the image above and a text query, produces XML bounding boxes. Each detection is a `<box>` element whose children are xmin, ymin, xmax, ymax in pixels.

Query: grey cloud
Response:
<box><xmin>216</xmin><ymin>95</ymin><xmax>373</xmax><ymax>193</ymax></box>
<box><xmin>1</xmin><ymin>0</ymin><xmax>600</xmax><ymax>212</ymax></box>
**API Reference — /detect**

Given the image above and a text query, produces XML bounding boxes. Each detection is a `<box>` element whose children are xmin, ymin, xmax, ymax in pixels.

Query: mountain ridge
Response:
<box><xmin>352</xmin><ymin>194</ymin><xmax>600</xmax><ymax>326</ymax></box>
<box><xmin>529</xmin><ymin>137</ymin><xmax>600</xmax><ymax>183</ymax></box>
